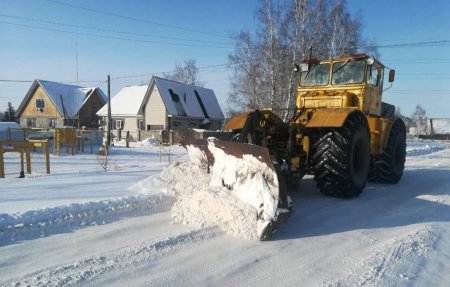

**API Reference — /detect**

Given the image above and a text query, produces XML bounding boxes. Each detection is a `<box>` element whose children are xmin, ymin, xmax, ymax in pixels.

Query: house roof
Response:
<box><xmin>97</xmin><ymin>85</ymin><xmax>149</xmax><ymax>117</ymax></box>
<box><xmin>145</xmin><ymin>76</ymin><xmax>224</xmax><ymax>120</ymax></box>
<box><xmin>0</xmin><ymin>122</ymin><xmax>20</xmax><ymax>131</ymax></box>
<box><xmin>430</xmin><ymin>118</ymin><xmax>450</xmax><ymax>134</ymax></box>
<box><xmin>16</xmin><ymin>80</ymin><xmax>107</xmax><ymax>118</ymax></box>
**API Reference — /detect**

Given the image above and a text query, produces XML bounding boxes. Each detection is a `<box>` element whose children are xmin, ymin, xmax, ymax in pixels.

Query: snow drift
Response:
<box><xmin>160</xmin><ymin>140</ymin><xmax>284</xmax><ymax>240</ymax></box>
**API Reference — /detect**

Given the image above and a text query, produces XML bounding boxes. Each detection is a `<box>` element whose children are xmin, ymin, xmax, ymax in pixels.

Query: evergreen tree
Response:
<box><xmin>2</xmin><ymin>102</ymin><xmax>17</xmax><ymax>122</ymax></box>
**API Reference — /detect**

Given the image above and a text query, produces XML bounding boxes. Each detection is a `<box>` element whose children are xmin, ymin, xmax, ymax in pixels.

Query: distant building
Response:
<box><xmin>97</xmin><ymin>85</ymin><xmax>148</xmax><ymax>132</ymax></box>
<box><xmin>15</xmin><ymin>80</ymin><xmax>107</xmax><ymax>129</ymax></box>
<box><xmin>429</xmin><ymin>118</ymin><xmax>450</xmax><ymax>136</ymax></box>
<box><xmin>97</xmin><ymin>76</ymin><xmax>225</xmax><ymax>138</ymax></box>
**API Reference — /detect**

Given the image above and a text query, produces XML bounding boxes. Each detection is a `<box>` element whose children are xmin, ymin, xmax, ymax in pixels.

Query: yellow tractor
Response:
<box><xmin>185</xmin><ymin>54</ymin><xmax>406</xmax><ymax>239</ymax></box>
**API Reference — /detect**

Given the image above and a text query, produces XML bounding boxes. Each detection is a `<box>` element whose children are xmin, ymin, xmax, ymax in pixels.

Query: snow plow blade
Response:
<box><xmin>183</xmin><ymin>138</ymin><xmax>292</xmax><ymax>240</ymax></box>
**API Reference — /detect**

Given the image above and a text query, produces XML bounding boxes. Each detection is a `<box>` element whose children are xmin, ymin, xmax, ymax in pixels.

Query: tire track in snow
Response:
<box><xmin>0</xmin><ymin>194</ymin><xmax>173</xmax><ymax>246</ymax></box>
<box><xmin>320</xmin><ymin>225</ymin><xmax>438</xmax><ymax>287</ymax></box>
<box><xmin>3</xmin><ymin>228</ymin><xmax>217</xmax><ymax>287</ymax></box>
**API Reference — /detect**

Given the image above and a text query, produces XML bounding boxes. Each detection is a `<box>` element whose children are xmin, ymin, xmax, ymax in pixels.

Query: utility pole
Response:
<box><xmin>76</xmin><ymin>41</ymin><xmax>80</xmax><ymax>129</ymax></box>
<box><xmin>107</xmin><ymin>75</ymin><xmax>112</xmax><ymax>146</ymax></box>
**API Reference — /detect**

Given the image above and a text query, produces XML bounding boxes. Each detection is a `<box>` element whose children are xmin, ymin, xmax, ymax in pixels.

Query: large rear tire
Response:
<box><xmin>311</xmin><ymin>112</ymin><xmax>370</xmax><ymax>198</ymax></box>
<box><xmin>369</xmin><ymin>119</ymin><xmax>406</xmax><ymax>183</ymax></box>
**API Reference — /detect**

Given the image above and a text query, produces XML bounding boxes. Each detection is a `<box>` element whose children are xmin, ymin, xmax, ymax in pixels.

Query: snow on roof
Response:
<box><xmin>97</xmin><ymin>85</ymin><xmax>148</xmax><ymax>116</ymax></box>
<box><xmin>38</xmin><ymin>80</ymin><xmax>99</xmax><ymax>118</ymax></box>
<box><xmin>153</xmin><ymin>77</ymin><xmax>224</xmax><ymax>120</ymax></box>
<box><xmin>430</xmin><ymin>118</ymin><xmax>450</xmax><ymax>134</ymax></box>
<box><xmin>17</xmin><ymin>80</ymin><xmax>106</xmax><ymax>118</ymax></box>
<box><xmin>0</xmin><ymin>122</ymin><xmax>20</xmax><ymax>131</ymax></box>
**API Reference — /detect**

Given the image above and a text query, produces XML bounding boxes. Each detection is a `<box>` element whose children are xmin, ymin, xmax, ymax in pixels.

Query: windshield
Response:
<box><xmin>332</xmin><ymin>60</ymin><xmax>365</xmax><ymax>85</ymax></box>
<box><xmin>300</xmin><ymin>63</ymin><xmax>330</xmax><ymax>86</ymax></box>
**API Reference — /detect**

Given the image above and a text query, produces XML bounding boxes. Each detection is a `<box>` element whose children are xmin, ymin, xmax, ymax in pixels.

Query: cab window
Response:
<box><xmin>367</xmin><ymin>65</ymin><xmax>379</xmax><ymax>86</ymax></box>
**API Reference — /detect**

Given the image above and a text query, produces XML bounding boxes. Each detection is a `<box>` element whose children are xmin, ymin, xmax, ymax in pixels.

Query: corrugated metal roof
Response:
<box><xmin>153</xmin><ymin>77</ymin><xmax>224</xmax><ymax>120</ymax></box>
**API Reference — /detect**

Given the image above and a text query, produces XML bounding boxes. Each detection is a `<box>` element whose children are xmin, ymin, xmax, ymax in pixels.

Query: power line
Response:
<box><xmin>0</xmin><ymin>80</ymin><xmax>33</xmax><ymax>83</ymax></box>
<box><xmin>0</xmin><ymin>14</ymin><xmax>230</xmax><ymax>46</ymax></box>
<box><xmin>0</xmin><ymin>63</ymin><xmax>236</xmax><ymax>84</ymax></box>
<box><xmin>373</xmin><ymin>40</ymin><xmax>450</xmax><ymax>49</ymax></box>
<box><xmin>0</xmin><ymin>21</ymin><xmax>231</xmax><ymax>49</ymax></box>
<box><xmin>47</xmin><ymin>0</ymin><xmax>228</xmax><ymax>39</ymax></box>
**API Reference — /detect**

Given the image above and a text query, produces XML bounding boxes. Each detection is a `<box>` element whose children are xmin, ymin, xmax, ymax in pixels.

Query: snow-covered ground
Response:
<box><xmin>1</xmin><ymin>139</ymin><xmax>449</xmax><ymax>286</ymax></box>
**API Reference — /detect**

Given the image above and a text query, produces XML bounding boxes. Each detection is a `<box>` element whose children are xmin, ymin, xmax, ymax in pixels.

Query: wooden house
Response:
<box><xmin>16</xmin><ymin>80</ymin><xmax>107</xmax><ymax>129</ymax></box>
<box><xmin>97</xmin><ymin>76</ymin><xmax>225</xmax><ymax>137</ymax></box>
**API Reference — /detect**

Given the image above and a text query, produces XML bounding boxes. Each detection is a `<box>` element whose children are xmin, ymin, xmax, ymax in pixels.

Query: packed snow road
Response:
<box><xmin>1</xmin><ymin>140</ymin><xmax>449</xmax><ymax>286</ymax></box>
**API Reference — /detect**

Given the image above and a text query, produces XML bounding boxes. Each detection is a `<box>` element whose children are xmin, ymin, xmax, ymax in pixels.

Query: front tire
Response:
<box><xmin>311</xmin><ymin>112</ymin><xmax>370</xmax><ymax>198</ymax></box>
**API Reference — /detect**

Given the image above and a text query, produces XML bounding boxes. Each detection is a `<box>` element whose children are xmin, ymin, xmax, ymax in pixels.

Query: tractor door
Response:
<box><xmin>365</xmin><ymin>63</ymin><xmax>383</xmax><ymax>116</ymax></box>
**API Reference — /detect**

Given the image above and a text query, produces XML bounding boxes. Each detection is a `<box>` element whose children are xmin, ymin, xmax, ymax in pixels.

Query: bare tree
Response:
<box><xmin>412</xmin><ymin>104</ymin><xmax>428</xmax><ymax>135</ymax></box>
<box><xmin>164</xmin><ymin>58</ymin><xmax>202</xmax><ymax>86</ymax></box>
<box><xmin>228</xmin><ymin>31</ymin><xmax>263</xmax><ymax>111</ymax></box>
<box><xmin>227</xmin><ymin>0</ymin><xmax>373</xmax><ymax>118</ymax></box>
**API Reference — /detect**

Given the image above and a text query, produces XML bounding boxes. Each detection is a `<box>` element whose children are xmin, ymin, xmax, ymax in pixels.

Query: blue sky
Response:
<box><xmin>1</xmin><ymin>0</ymin><xmax>449</xmax><ymax>118</ymax></box>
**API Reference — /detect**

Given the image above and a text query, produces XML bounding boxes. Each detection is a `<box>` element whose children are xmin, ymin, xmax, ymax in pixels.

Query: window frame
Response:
<box><xmin>36</xmin><ymin>98</ymin><xmax>45</xmax><ymax>110</ymax></box>
<box><xmin>115</xmin><ymin>119</ymin><xmax>123</xmax><ymax>130</ymax></box>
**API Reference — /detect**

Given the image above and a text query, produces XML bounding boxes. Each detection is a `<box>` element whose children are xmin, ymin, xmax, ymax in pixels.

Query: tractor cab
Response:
<box><xmin>296</xmin><ymin>54</ymin><xmax>395</xmax><ymax>116</ymax></box>
<box><xmin>298</xmin><ymin>54</ymin><xmax>394</xmax><ymax>89</ymax></box>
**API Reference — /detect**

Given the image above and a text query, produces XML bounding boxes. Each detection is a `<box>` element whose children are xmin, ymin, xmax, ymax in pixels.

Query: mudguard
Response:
<box><xmin>306</xmin><ymin>108</ymin><xmax>359</xmax><ymax>128</ymax></box>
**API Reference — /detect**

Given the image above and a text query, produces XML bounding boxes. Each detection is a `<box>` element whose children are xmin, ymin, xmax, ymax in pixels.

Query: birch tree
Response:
<box><xmin>412</xmin><ymin>104</ymin><xmax>428</xmax><ymax>135</ymax></box>
<box><xmin>228</xmin><ymin>0</ymin><xmax>373</xmax><ymax>117</ymax></box>
<box><xmin>164</xmin><ymin>58</ymin><xmax>202</xmax><ymax>86</ymax></box>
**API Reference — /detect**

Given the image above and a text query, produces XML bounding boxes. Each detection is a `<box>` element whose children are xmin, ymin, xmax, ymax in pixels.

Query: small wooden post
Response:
<box><xmin>44</xmin><ymin>141</ymin><xmax>50</xmax><ymax>174</ymax></box>
<box><xmin>0</xmin><ymin>145</ymin><xmax>4</xmax><ymax>178</ymax></box>
<box><xmin>26</xmin><ymin>142</ymin><xmax>31</xmax><ymax>174</ymax></box>
<box><xmin>19</xmin><ymin>149</ymin><xmax>25</xmax><ymax>177</ymax></box>
<box><xmin>126</xmin><ymin>131</ymin><xmax>130</xmax><ymax>148</ymax></box>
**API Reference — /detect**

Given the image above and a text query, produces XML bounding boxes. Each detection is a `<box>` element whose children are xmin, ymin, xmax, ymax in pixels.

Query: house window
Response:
<box><xmin>27</xmin><ymin>118</ymin><xmax>36</xmax><ymax>128</ymax></box>
<box><xmin>115</xmin><ymin>119</ymin><xmax>123</xmax><ymax>130</ymax></box>
<box><xmin>49</xmin><ymin>118</ymin><xmax>56</xmax><ymax>128</ymax></box>
<box><xmin>138</xmin><ymin>120</ymin><xmax>144</xmax><ymax>130</ymax></box>
<box><xmin>36</xmin><ymin>99</ymin><xmax>45</xmax><ymax>109</ymax></box>
<box><xmin>172</xmin><ymin>121</ymin><xmax>181</xmax><ymax>128</ymax></box>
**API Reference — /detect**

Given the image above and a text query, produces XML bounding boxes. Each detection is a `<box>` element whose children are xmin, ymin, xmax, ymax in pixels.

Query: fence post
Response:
<box><xmin>45</xmin><ymin>141</ymin><xmax>50</xmax><ymax>174</ymax></box>
<box><xmin>26</xmin><ymin>142</ymin><xmax>31</xmax><ymax>174</ymax></box>
<box><xmin>0</xmin><ymin>145</ymin><xmax>4</xmax><ymax>178</ymax></box>
<box><xmin>19</xmin><ymin>150</ymin><xmax>25</xmax><ymax>178</ymax></box>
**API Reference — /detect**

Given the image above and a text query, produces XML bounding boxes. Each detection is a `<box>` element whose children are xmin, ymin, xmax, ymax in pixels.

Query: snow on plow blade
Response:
<box><xmin>184</xmin><ymin>138</ymin><xmax>291</xmax><ymax>240</ymax></box>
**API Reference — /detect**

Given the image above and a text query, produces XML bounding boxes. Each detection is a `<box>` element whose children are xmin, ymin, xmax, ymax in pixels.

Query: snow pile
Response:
<box><xmin>136</xmin><ymin>137</ymin><xmax>160</xmax><ymax>147</ymax></box>
<box><xmin>128</xmin><ymin>173</ymin><xmax>172</xmax><ymax>195</ymax></box>
<box><xmin>207</xmin><ymin>142</ymin><xmax>279</xmax><ymax>236</ymax></box>
<box><xmin>160</xmin><ymin>141</ymin><xmax>281</xmax><ymax>240</ymax></box>
<box><xmin>161</xmin><ymin>161</ymin><xmax>259</xmax><ymax>240</ymax></box>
